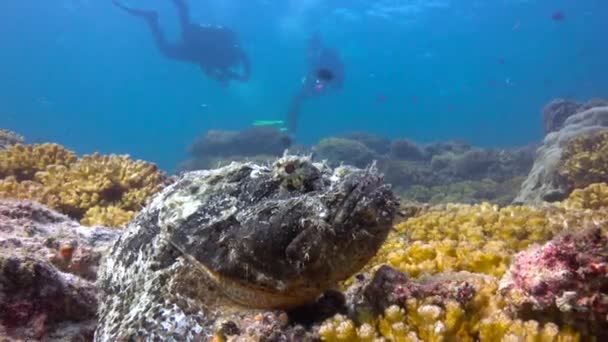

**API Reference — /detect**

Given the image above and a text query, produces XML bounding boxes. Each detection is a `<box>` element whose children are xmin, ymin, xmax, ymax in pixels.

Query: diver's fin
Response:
<box><xmin>112</xmin><ymin>0</ymin><xmax>158</xmax><ymax>22</ymax></box>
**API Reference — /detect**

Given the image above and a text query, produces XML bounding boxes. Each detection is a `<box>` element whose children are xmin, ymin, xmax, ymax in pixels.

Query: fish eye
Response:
<box><xmin>284</xmin><ymin>163</ymin><xmax>296</xmax><ymax>174</ymax></box>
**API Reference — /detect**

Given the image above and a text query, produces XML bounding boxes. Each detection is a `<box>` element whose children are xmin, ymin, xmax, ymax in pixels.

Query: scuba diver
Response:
<box><xmin>286</xmin><ymin>32</ymin><xmax>345</xmax><ymax>134</ymax></box>
<box><xmin>112</xmin><ymin>0</ymin><xmax>251</xmax><ymax>86</ymax></box>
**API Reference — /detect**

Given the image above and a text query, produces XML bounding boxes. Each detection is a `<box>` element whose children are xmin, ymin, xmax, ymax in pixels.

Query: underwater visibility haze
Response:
<box><xmin>1</xmin><ymin>0</ymin><xmax>607</xmax><ymax>171</ymax></box>
<box><xmin>3</xmin><ymin>1</ymin><xmax>608</xmax><ymax>341</ymax></box>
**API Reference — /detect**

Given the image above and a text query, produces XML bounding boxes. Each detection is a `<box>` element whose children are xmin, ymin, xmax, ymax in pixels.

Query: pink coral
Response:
<box><xmin>500</xmin><ymin>225</ymin><xmax>608</xmax><ymax>336</ymax></box>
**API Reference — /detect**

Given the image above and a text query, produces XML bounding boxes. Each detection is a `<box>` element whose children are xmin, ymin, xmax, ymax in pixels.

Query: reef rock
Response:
<box><xmin>500</xmin><ymin>224</ymin><xmax>608</xmax><ymax>337</ymax></box>
<box><xmin>95</xmin><ymin>154</ymin><xmax>398</xmax><ymax>341</ymax></box>
<box><xmin>515</xmin><ymin>106</ymin><xmax>608</xmax><ymax>204</ymax></box>
<box><xmin>189</xmin><ymin>127</ymin><xmax>292</xmax><ymax>158</ymax></box>
<box><xmin>313</xmin><ymin>138</ymin><xmax>376</xmax><ymax>168</ymax></box>
<box><xmin>339</xmin><ymin>132</ymin><xmax>391</xmax><ymax>155</ymax></box>
<box><xmin>0</xmin><ymin>199</ymin><xmax>119</xmax><ymax>341</ymax></box>
<box><xmin>390</xmin><ymin>139</ymin><xmax>427</xmax><ymax>161</ymax></box>
<box><xmin>543</xmin><ymin>99</ymin><xmax>581</xmax><ymax>135</ymax></box>
<box><xmin>0</xmin><ymin>129</ymin><xmax>24</xmax><ymax>150</ymax></box>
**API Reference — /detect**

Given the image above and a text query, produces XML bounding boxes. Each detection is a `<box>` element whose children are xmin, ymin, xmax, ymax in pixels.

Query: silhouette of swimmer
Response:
<box><xmin>287</xmin><ymin>32</ymin><xmax>345</xmax><ymax>134</ymax></box>
<box><xmin>112</xmin><ymin>0</ymin><xmax>250</xmax><ymax>86</ymax></box>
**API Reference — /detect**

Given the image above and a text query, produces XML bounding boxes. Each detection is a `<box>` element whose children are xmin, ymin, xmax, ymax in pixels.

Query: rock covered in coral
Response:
<box><xmin>543</xmin><ymin>98</ymin><xmax>581</xmax><ymax>135</ymax></box>
<box><xmin>189</xmin><ymin>127</ymin><xmax>292</xmax><ymax>158</ymax></box>
<box><xmin>500</xmin><ymin>224</ymin><xmax>608</xmax><ymax>337</ymax></box>
<box><xmin>345</xmin><ymin>266</ymin><xmax>479</xmax><ymax>317</ymax></box>
<box><xmin>0</xmin><ymin>143</ymin><xmax>77</xmax><ymax>181</ymax></box>
<box><xmin>390</xmin><ymin>139</ymin><xmax>427</xmax><ymax>161</ymax></box>
<box><xmin>0</xmin><ymin>199</ymin><xmax>119</xmax><ymax>341</ymax></box>
<box><xmin>313</xmin><ymin>137</ymin><xmax>377</xmax><ymax>168</ymax></box>
<box><xmin>423</xmin><ymin>139</ymin><xmax>471</xmax><ymax>157</ymax></box>
<box><xmin>543</xmin><ymin>98</ymin><xmax>608</xmax><ymax>135</ymax></box>
<box><xmin>0</xmin><ymin>128</ymin><xmax>24</xmax><ymax>150</ymax></box>
<box><xmin>95</xmin><ymin>154</ymin><xmax>398</xmax><ymax>340</ymax></box>
<box><xmin>557</xmin><ymin>130</ymin><xmax>608</xmax><ymax>191</ymax></box>
<box><xmin>516</xmin><ymin>105</ymin><xmax>608</xmax><ymax>204</ymax></box>
<box><xmin>339</xmin><ymin>132</ymin><xmax>391</xmax><ymax>155</ymax></box>
<box><xmin>0</xmin><ymin>144</ymin><xmax>169</xmax><ymax>227</ymax></box>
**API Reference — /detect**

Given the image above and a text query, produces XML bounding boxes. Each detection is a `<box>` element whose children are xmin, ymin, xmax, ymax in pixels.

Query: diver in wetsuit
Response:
<box><xmin>112</xmin><ymin>0</ymin><xmax>251</xmax><ymax>86</ymax></box>
<box><xmin>287</xmin><ymin>32</ymin><xmax>345</xmax><ymax>134</ymax></box>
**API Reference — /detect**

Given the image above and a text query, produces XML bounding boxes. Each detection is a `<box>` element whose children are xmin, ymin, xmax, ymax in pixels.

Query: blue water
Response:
<box><xmin>1</xmin><ymin>0</ymin><xmax>607</xmax><ymax>172</ymax></box>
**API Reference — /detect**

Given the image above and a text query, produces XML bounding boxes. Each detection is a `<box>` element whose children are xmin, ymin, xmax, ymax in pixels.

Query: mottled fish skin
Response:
<box><xmin>95</xmin><ymin>154</ymin><xmax>398</xmax><ymax>341</ymax></box>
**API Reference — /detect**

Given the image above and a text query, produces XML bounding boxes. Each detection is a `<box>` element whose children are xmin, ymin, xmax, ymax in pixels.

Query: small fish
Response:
<box><xmin>200</xmin><ymin>104</ymin><xmax>208</xmax><ymax>109</ymax></box>
<box><xmin>497</xmin><ymin>57</ymin><xmax>505</xmax><ymax>65</ymax></box>
<box><xmin>411</xmin><ymin>95</ymin><xmax>418</xmax><ymax>104</ymax></box>
<box><xmin>376</xmin><ymin>94</ymin><xmax>387</xmax><ymax>103</ymax></box>
<box><xmin>551</xmin><ymin>10</ymin><xmax>565</xmax><ymax>22</ymax></box>
<box><xmin>512</xmin><ymin>20</ymin><xmax>521</xmax><ymax>31</ymax></box>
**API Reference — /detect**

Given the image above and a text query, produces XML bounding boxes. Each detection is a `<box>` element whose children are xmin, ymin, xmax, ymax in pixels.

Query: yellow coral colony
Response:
<box><xmin>558</xmin><ymin>129</ymin><xmax>608</xmax><ymax>190</ymax></box>
<box><xmin>322</xmin><ymin>183</ymin><xmax>608</xmax><ymax>342</ymax></box>
<box><xmin>0</xmin><ymin>144</ymin><xmax>167</xmax><ymax>227</ymax></box>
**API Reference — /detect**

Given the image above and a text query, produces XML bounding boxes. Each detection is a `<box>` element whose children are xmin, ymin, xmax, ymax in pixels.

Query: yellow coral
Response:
<box><xmin>320</xmin><ymin>277</ymin><xmax>581</xmax><ymax>341</ymax></box>
<box><xmin>558</xmin><ymin>130</ymin><xmax>608</xmax><ymax>190</ymax></box>
<box><xmin>0</xmin><ymin>144</ymin><xmax>167</xmax><ymax>227</ymax></box>
<box><xmin>561</xmin><ymin>182</ymin><xmax>608</xmax><ymax>210</ymax></box>
<box><xmin>359</xmin><ymin>203</ymin><xmax>562</xmax><ymax>278</ymax></box>
<box><xmin>0</xmin><ymin>143</ymin><xmax>77</xmax><ymax>181</ymax></box>
<box><xmin>80</xmin><ymin>205</ymin><xmax>135</xmax><ymax>227</ymax></box>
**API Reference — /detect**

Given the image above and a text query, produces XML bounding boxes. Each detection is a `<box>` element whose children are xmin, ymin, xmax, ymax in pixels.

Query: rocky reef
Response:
<box><xmin>95</xmin><ymin>154</ymin><xmax>398</xmax><ymax>340</ymax></box>
<box><xmin>0</xmin><ymin>128</ymin><xmax>24</xmax><ymax>150</ymax></box>
<box><xmin>516</xmin><ymin>104</ymin><xmax>608</xmax><ymax>204</ymax></box>
<box><xmin>180</xmin><ymin>127</ymin><xmax>535</xmax><ymax>205</ymax></box>
<box><xmin>0</xmin><ymin>199</ymin><xmax>119</xmax><ymax>341</ymax></box>
<box><xmin>180</xmin><ymin>127</ymin><xmax>293</xmax><ymax>172</ymax></box>
<box><xmin>0</xmin><ymin>143</ymin><xmax>169</xmax><ymax>227</ymax></box>
<box><xmin>543</xmin><ymin>98</ymin><xmax>608</xmax><ymax>135</ymax></box>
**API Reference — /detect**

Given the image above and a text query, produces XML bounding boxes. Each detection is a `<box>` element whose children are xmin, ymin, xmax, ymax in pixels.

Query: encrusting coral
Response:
<box><xmin>320</xmin><ymin>267</ymin><xmax>582</xmax><ymax>341</ymax></box>
<box><xmin>0</xmin><ymin>144</ymin><xmax>168</xmax><ymax>227</ymax></box>
<box><xmin>319</xmin><ymin>183</ymin><xmax>608</xmax><ymax>342</ymax></box>
<box><xmin>558</xmin><ymin>130</ymin><xmax>608</xmax><ymax>191</ymax></box>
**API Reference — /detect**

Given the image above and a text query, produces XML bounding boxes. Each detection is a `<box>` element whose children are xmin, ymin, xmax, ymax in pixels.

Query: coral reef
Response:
<box><xmin>543</xmin><ymin>98</ymin><xmax>608</xmax><ymax>135</ymax></box>
<box><xmin>0</xmin><ymin>199</ymin><xmax>119</xmax><ymax>341</ymax></box>
<box><xmin>432</xmin><ymin>146</ymin><xmax>535</xmax><ymax>183</ymax></box>
<box><xmin>363</xmin><ymin>202</ymin><xmax>566</xmax><ymax>279</ymax></box>
<box><xmin>543</xmin><ymin>98</ymin><xmax>581</xmax><ymax>135</ymax></box>
<box><xmin>561</xmin><ymin>182</ymin><xmax>608</xmax><ymax>210</ymax></box>
<box><xmin>95</xmin><ymin>154</ymin><xmax>398</xmax><ymax>340</ymax></box>
<box><xmin>313</xmin><ymin>138</ymin><xmax>376</xmax><ymax>168</ymax></box>
<box><xmin>390</xmin><ymin>139</ymin><xmax>427</xmax><ymax>161</ymax></box>
<box><xmin>189</xmin><ymin>127</ymin><xmax>292</xmax><ymax>158</ymax></box>
<box><xmin>339</xmin><ymin>132</ymin><xmax>391</xmax><ymax>155</ymax></box>
<box><xmin>0</xmin><ymin>144</ymin><xmax>168</xmax><ymax>227</ymax></box>
<box><xmin>500</xmin><ymin>224</ymin><xmax>608</xmax><ymax>337</ymax></box>
<box><xmin>0</xmin><ymin>143</ymin><xmax>77</xmax><ymax>181</ymax></box>
<box><xmin>557</xmin><ymin>130</ymin><xmax>608</xmax><ymax>191</ymax></box>
<box><xmin>0</xmin><ymin>128</ymin><xmax>24</xmax><ymax>150</ymax></box>
<box><xmin>381</xmin><ymin>160</ymin><xmax>442</xmax><ymax>191</ymax></box>
<box><xmin>401</xmin><ymin>177</ymin><xmax>525</xmax><ymax>206</ymax></box>
<box><xmin>516</xmin><ymin>105</ymin><xmax>608</xmax><ymax>204</ymax></box>
<box><xmin>319</xmin><ymin>266</ymin><xmax>581</xmax><ymax>341</ymax></box>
